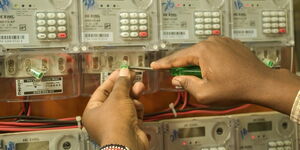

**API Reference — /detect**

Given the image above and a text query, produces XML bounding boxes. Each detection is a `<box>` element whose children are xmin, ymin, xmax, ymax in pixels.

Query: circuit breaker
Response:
<box><xmin>81</xmin><ymin>48</ymin><xmax>149</xmax><ymax>95</ymax></box>
<box><xmin>159</xmin><ymin>0</ymin><xmax>230</xmax><ymax>46</ymax></box>
<box><xmin>231</xmin><ymin>0</ymin><xmax>294</xmax><ymax>46</ymax></box>
<box><xmin>251</xmin><ymin>46</ymin><xmax>282</xmax><ymax>68</ymax></box>
<box><xmin>0</xmin><ymin>0</ymin><xmax>79</xmax><ymax>50</ymax></box>
<box><xmin>79</xmin><ymin>0</ymin><xmax>159</xmax><ymax>49</ymax></box>
<box><xmin>0</xmin><ymin>50</ymin><xmax>79</xmax><ymax>102</ymax></box>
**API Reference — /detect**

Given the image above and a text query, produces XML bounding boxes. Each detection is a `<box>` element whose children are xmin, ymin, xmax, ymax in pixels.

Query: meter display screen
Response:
<box><xmin>178</xmin><ymin>127</ymin><xmax>205</xmax><ymax>138</ymax></box>
<box><xmin>248</xmin><ymin>121</ymin><xmax>272</xmax><ymax>132</ymax></box>
<box><xmin>16</xmin><ymin>141</ymin><xmax>49</xmax><ymax>150</ymax></box>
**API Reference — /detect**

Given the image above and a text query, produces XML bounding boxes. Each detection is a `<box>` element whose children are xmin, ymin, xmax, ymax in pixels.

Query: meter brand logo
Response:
<box><xmin>83</xmin><ymin>0</ymin><xmax>95</xmax><ymax>9</ymax></box>
<box><xmin>0</xmin><ymin>0</ymin><xmax>10</xmax><ymax>11</ymax></box>
<box><xmin>234</xmin><ymin>0</ymin><xmax>244</xmax><ymax>10</ymax></box>
<box><xmin>162</xmin><ymin>0</ymin><xmax>175</xmax><ymax>12</ymax></box>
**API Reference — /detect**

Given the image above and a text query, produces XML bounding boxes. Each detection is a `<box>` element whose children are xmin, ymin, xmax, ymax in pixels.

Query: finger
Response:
<box><xmin>86</xmin><ymin>71</ymin><xmax>119</xmax><ymax>110</ymax></box>
<box><xmin>131</xmin><ymin>82</ymin><xmax>145</xmax><ymax>99</ymax></box>
<box><xmin>110</xmin><ymin>68</ymin><xmax>132</xmax><ymax>99</ymax></box>
<box><xmin>172</xmin><ymin>75</ymin><xmax>207</xmax><ymax>98</ymax></box>
<box><xmin>150</xmin><ymin>45</ymin><xmax>200</xmax><ymax>70</ymax></box>
<box><xmin>133</xmin><ymin>100</ymin><xmax>144</xmax><ymax>120</ymax></box>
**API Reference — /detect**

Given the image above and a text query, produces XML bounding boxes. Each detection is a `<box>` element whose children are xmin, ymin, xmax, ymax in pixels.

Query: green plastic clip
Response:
<box><xmin>120</xmin><ymin>60</ymin><xmax>129</xmax><ymax>69</ymax></box>
<box><xmin>30</xmin><ymin>68</ymin><xmax>44</xmax><ymax>79</ymax></box>
<box><xmin>262</xmin><ymin>58</ymin><xmax>275</xmax><ymax>68</ymax></box>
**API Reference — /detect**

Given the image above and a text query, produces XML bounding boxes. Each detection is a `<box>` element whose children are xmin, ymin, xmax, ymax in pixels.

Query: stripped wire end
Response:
<box><xmin>120</xmin><ymin>60</ymin><xmax>129</xmax><ymax>69</ymax></box>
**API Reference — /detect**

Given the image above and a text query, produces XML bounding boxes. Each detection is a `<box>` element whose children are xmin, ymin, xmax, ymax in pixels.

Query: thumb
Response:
<box><xmin>110</xmin><ymin>69</ymin><xmax>131</xmax><ymax>99</ymax></box>
<box><xmin>172</xmin><ymin>76</ymin><xmax>206</xmax><ymax>96</ymax></box>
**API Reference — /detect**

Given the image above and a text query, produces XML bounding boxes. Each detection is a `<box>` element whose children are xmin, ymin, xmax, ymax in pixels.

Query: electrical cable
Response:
<box><xmin>0</xmin><ymin>122</ymin><xmax>51</xmax><ymax>126</ymax></box>
<box><xmin>290</xmin><ymin>47</ymin><xmax>294</xmax><ymax>72</ymax></box>
<box><xmin>179</xmin><ymin>92</ymin><xmax>188</xmax><ymax>110</ymax></box>
<box><xmin>0</xmin><ymin>125</ymin><xmax>78</xmax><ymax>132</ymax></box>
<box><xmin>0</xmin><ymin>115</ymin><xmax>54</xmax><ymax>120</ymax></box>
<box><xmin>144</xmin><ymin>104</ymin><xmax>251</xmax><ymax>121</ymax></box>
<box><xmin>17</xmin><ymin>119</ymin><xmax>77</xmax><ymax>124</ymax></box>
<box><xmin>162</xmin><ymin>92</ymin><xmax>181</xmax><ymax>112</ymax></box>
<box><xmin>26</xmin><ymin>102</ymin><xmax>31</xmax><ymax>116</ymax></box>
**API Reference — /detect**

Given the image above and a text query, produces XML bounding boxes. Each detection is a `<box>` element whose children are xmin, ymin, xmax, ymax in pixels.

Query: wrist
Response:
<box><xmin>99</xmin><ymin>126</ymin><xmax>143</xmax><ymax>150</ymax></box>
<box><xmin>248</xmin><ymin>69</ymin><xmax>300</xmax><ymax>114</ymax></box>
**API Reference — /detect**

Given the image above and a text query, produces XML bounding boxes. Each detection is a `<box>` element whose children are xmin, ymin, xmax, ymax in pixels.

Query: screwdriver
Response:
<box><xmin>128</xmin><ymin>66</ymin><xmax>202</xmax><ymax>78</ymax></box>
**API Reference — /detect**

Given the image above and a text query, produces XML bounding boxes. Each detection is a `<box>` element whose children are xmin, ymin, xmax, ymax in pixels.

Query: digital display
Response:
<box><xmin>16</xmin><ymin>141</ymin><xmax>49</xmax><ymax>150</ymax></box>
<box><xmin>248</xmin><ymin>121</ymin><xmax>272</xmax><ymax>132</ymax></box>
<box><xmin>178</xmin><ymin>127</ymin><xmax>205</xmax><ymax>138</ymax></box>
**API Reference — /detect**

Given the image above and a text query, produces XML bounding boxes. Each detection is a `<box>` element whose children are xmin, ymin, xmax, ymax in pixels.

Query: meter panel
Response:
<box><xmin>159</xmin><ymin>0</ymin><xmax>230</xmax><ymax>45</ymax></box>
<box><xmin>80</xmin><ymin>0</ymin><xmax>159</xmax><ymax>49</ymax></box>
<box><xmin>231</xmin><ymin>0</ymin><xmax>294</xmax><ymax>45</ymax></box>
<box><xmin>0</xmin><ymin>0</ymin><xmax>79</xmax><ymax>50</ymax></box>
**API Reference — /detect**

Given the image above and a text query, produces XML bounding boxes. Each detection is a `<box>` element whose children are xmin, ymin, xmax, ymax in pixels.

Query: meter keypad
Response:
<box><xmin>36</xmin><ymin>12</ymin><xmax>68</xmax><ymax>40</ymax></box>
<box><xmin>268</xmin><ymin>140</ymin><xmax>292</xmax><ymax>150</ymax></box>
<box><xmin>194</xmin><ymin>11</ymin><xmax>222</xmax><ymax>36</ymax></box>
<box><xmin>262</xmin><ymin>10</ymin><xmax>287</xmax><ymax>35</ymax></box>
<box><xmin>119</xmin><ymin>12</ymin><xmax>149</xmax><ymax>39</ymax></box>
<box><xmin>201</xmin><ymin>147</ymin><xmax>226</xmax><ymax>150</ymax></box>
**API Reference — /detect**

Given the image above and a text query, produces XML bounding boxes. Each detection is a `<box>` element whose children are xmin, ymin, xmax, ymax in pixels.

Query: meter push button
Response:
<box><xmin>36</xmin><ymin>11</ymin><xmax>68</xmax><ymax>40</ymax></box>
<box><xmin>194</xmin><ymin>11</ymin><xmax>222</xmax><ymax>37</ymax></box>
<box><xmin>119</xmin><ymin>12</ymin><xmax>149</xmax><ymax>39</ymax></box>
<box><xmin>262</xmin><ymin>10</ymin><xmax>287</xmax><ymax>35</ymax></box>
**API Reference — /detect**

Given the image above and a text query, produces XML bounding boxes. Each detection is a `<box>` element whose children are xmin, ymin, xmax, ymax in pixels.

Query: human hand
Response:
<box><xmin>82</xmin><ymin>69</ymin><xmax>149</xmax><ymax>150</ymax></box>
<box><xmin>151</xmin><ymin>36</ymin><xmax>277</xmax><ymax>106</ymax></box>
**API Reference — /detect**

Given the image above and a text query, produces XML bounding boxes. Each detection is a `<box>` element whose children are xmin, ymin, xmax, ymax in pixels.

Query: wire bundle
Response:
<box><xmin>0</xmin><ymin>115</ymin><xmax>78</xmax><ymax>132</ymax></box>
<box><xmin>144</xmin><ymin>92</ymin><xmax>251</xmax><ymax>121</ymax></box>
<box><xmin>0</xmin><ymin>102</ymin><xmax>79</xmax><ymax>133</ymax></box>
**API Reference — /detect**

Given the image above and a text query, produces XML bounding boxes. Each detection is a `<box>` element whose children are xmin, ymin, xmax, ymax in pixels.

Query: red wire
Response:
<box><xmin>179</xmin><ymin>92</ymin><xmax>188</xmax><ymax>110</ymax></box>
<box><xmin>144</xmin><ymin>104</ymin><xmax>252</xmax><ymax>121</ymax></box>
<box><xmin>188</xmin><ymin>102</ymin><xmax>209</xmax><ymax>108</ymax></box>
<box><xmin>18</xmin><ymin>102</ymin><xmax>25</xmax><ymax>116</ymax></box>
<box><xmin>26</xmin><ymin>102</ymin><xmax>31</xmax><ymax>116</ymax></box>
<box><xmin>162</xmin><ymin>92</ymin><xmax>181</xmax><ymax>112</ymax></box>
<box><xmin>59</xmin><ymin>117</ymin><xmax>76</xmax><ymax>121</ymax></box>
<box><xmin>0</xmin><ymin>126</ymin><xmax>78</xmax><ymax>132</ymax></box>
<box><xmin>0</xmin><ymin>117</ymin><xmax>76</xmax><ymax>127</ymax></box>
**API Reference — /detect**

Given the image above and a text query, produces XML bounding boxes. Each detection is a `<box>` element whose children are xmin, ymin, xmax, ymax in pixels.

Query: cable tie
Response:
<box><xmin>169</xmin><ymin>103</ymin><xmax>177</xmax><ymax>118</ymax></box>
<box><xmin>76</xmin><ymin>116</ymin><xmax>82</xmax><ymax>128</ymax></box>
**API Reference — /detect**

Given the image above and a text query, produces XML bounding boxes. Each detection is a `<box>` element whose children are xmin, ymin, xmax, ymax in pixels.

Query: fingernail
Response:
<box><xmin>150</xmin><ymin>62</ymin><xmax>156</xmax><ymax>68</ymax></box>
<box><xmin>119</xmin><ymin>68</ymin><xmax>130</xmax><ymax>77</ymax></box>
<box><xmin>172</xmin><ymin>77</ymin><xmax>181</xmax><ymax>86</ymax></box>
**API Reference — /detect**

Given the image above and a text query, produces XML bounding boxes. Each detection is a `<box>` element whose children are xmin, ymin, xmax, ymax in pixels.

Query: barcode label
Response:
<box><xmin>161</xmin><ymin>30</ymin><xmax>189</xmax><ymax>39</ymax></box>
<box><xmin>0</xmin><ymin>34</ymin><xmax>29</xmax><ymax>44</ymax></box>
<box><xmin>233</xmin><ymin>29</ymin><xmax>257</xmax><ymax>38</ymax></box>
<box><xmin>83</xmin><ymin>32</ymin><xmax>113</xmax><ymax>42</ymax></box>
<box><xmin>16</xmin><ymin>77</ymin><xmax>63</xmax><ymax>96</ymax></box>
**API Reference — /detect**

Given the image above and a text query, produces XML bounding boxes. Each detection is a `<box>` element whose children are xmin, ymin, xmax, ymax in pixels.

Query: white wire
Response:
<box><xmin>290</xmin><ymin>47</ymin><xmax>294</xmax><ymax>72</ymax></box>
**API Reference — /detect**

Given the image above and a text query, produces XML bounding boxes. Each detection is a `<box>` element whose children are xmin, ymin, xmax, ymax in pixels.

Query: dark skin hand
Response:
<box><xmin>83</xmin><ymin>36</ymin><xmax>300</xmax><ymax>149</ymax></box>
<box><xmin>151</xmin><ymin>36</ymin><xmax>300</xmax><ymax>114</ymax></box>
<box><xmin>83</xmin><ymin>69</ymin><xmax>149</xmax><ymax>150</ymax></box>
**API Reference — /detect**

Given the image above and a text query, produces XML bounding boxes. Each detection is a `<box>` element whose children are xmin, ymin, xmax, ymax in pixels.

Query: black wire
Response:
<box><xmin>16</xmin><ymin>119</ymin><xmax>77</xmax><ymax>124</ymax></box>
<box><xmin>144</xmin><ymin>105</ymin><xmax>243</xmax><ymax>118</ymax></box>
<box><xmin>28</xmin><ymin>124</ymin><xmax>77</xmax><ymax>128</ymax></box>
<box><xmin>0</xmin><ymin>115</ymin><xmax>58</xmax><ymax>120</ymax></box>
